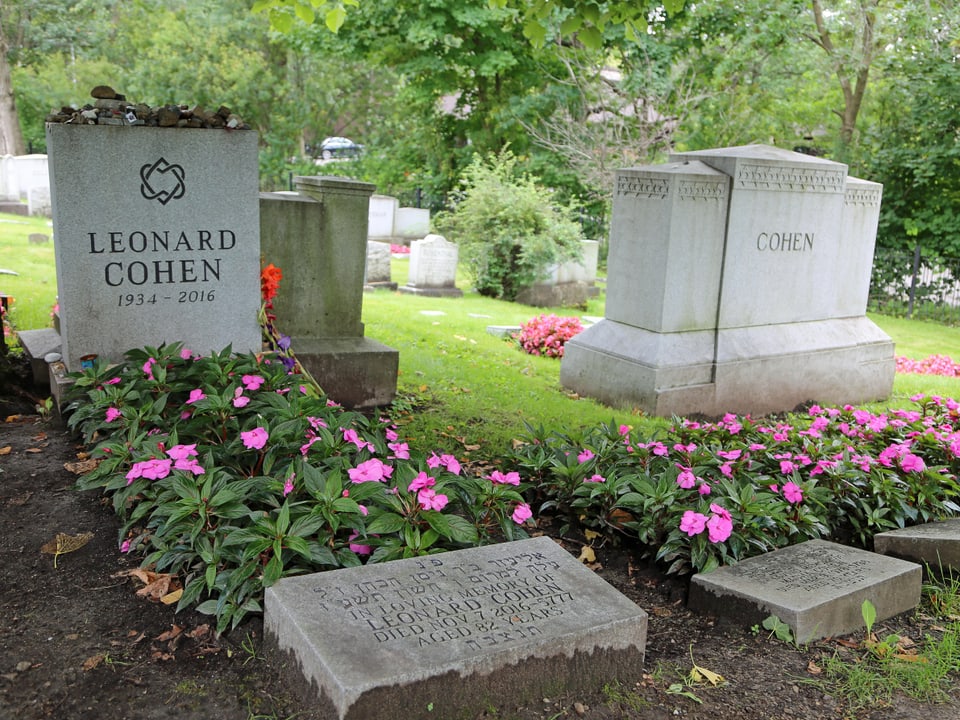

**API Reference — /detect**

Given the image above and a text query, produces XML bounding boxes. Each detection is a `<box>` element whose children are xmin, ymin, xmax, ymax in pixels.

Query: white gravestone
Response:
<box><xmin>46</xmin><ymin>124</ymin><xmax>261</xmax><ymax>370</ymax></box>
<box><xmin>367</xmin><ymin>194</ymin><xmax>398</xmax><ymax>240</ymax></box>
<box><xmin>561</xmin><ymin>145</ymin><xmax>894</xmax><ymax>417</ymax></box>
<box><xmin>394</xmin><ymin>206</ymin><xmax>430</xmax><ymax>240</ymax></box>
<box><xmin>400</xmin><ymin>233</ymin><xmax>462</xmax><ymax>297</ymax></box>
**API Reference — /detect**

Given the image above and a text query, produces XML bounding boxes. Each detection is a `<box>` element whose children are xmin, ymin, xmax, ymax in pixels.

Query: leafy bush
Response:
<box><xmin>509</xmin><ymin>399</ymin><xmax>960</xmax><ymax>575</ymax></box>
<box><xmin>513</xmin><ymin>314</ymin><xmax>584</xmax><ymax>358</ymax></box>
<box><xmin>64</xmin><ymin>343</ymin><xmax>530</xmax><ymax>633</ymax></box>
<box><xmin>435</xmin><ymin>150</ymin><xmax>584</xmax><ymax>301</ymax></box>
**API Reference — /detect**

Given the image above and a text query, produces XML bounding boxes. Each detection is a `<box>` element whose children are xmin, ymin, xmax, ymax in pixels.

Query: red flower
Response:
<box><xmin>261</xmin><ymin>263</ymin><xmax>283</xmax><ymax>305</ymax></box>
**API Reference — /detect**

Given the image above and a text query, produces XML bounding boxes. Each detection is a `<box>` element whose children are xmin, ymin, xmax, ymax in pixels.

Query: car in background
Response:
<box><xmin>316</xmin><ymin>136</ymin><xmax>363</xmax><ymax>160</ymax></box>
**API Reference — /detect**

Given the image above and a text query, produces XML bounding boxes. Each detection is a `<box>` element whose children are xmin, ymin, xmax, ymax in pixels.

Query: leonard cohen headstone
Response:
<box><xmin>265</xmin><ymin>535</ymin><xmax>647</xmax><ymax>720</ymax></box>
<box><xmin>46</xmin><ymin>124</ymin><xmax>261</xmax><ymax>370</ymax></box>
<box><xmin>688</xmin><ymin>540</ymin><xmax>920</xmax><ymax>642</ymax></box>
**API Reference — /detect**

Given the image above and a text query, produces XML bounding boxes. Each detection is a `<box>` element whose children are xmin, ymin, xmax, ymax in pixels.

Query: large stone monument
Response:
<box><xmin>260</xmin><ymin>177</ymin><xmax>398</xmax><ymax>408</ymax></box>
<box><xmin>45</xmin><ymin>124</ymin><xmax>261</xmax><ymax>371</ymax></box>
<box><xmin>561</xmin><ymin>144</ymin><xmax>894</xmax><ymax>417</ymax></box>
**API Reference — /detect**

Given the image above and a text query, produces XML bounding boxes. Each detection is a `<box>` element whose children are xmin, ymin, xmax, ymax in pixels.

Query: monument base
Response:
<box><xmin>294</xmin><ymin>336</ymin><xmax>398</xmax><ymax>409</ymax></box>
<box><xmin>397</xmin><ymin>285</ymin><xmax>464</xmax><ymax>298</ymax></box>
<box><xmin>17</xmin><ymin>328</ymin><xmax>62</xmax><ymax>385</ymax></box>
<box><xmin>560</xmin><ymin>316</ymin><xmax>894</xmax><ymax>417</ymax></box>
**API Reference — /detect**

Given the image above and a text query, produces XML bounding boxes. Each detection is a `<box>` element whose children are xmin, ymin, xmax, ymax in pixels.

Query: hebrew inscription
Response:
<box><xmin>731</xmin><ymin>545</ymin><xmax>868</xmax><ymax>593</ymax></box>
<box><xmin>310</xmin><ymin>547</ymin><xmax>575</xmax><ymax>652</ymax></box>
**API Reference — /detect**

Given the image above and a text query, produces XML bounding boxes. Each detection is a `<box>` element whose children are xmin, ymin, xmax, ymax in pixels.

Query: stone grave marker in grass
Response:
<box><xmin>688</xmin><ymin>539</ymin><xmax>921</xmax><ymax>643</ymax></box>
<box><xmin>265</xmin><ymin>535</ymin><xmax>648</xmax><ymax>720</ymax></box>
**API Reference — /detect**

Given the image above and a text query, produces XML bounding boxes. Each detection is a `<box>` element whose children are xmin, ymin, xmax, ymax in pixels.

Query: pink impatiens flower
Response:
<box><xmin>512</xmin><ymin>502</ymin><xmax>533</xmax><ymax>525</ymax></box>
<box><xmin>241</xmin><ymin>427</ymin><xmax>269</xmax><ymax>450</ymax></box>
<box><xmin>388</xmin><ymin>441</ymin><xmax>410</xmax><ymax>460</ymax></box>
<box><xmin>242</xmin><ymin>374</ymin><xmax>265</xmax><ymax>391</ymax></box>
<box><xmin>782</xmin><ymin>481</ymin><xmax>804</xmax><ymax>504</ymax></box>
<box><xmin>348</xmin><ymin>458</ymin><xmax>391</xmax><ymax>483</ymax></box>
<box><xmin>679</xmin><ymin>510</ymin><xmax>708</xmax><ymax>536</ymax></box>
<box><xmin>900</xmin><ymin>453</ymin><xmax>926</xmax><ymax>472</ymax></box>
<box><xmin>166</xmin><ymin>444</ymin><xmax>198</xmax><ymax>461</ymax></box>
<box><xmin>585</xmin><ymin>474</ymin><xmax>606</xmax><ymax>483</ymax></box>
<box><xmin>186</xmin><ymin>388</ymin><xmax>206</xmax><ymax>404</ymax></box>
<box><xmin>125</xmin><ymin>457</ymin><xmax>172</xmax><ymax>484</ymax></box>
<box><xmin>105</xmin><ymin>407</ymin><xmax>121</xmax><ymax>423</ymax></box>
<box><xmin>232</xmin><ymin>387</ymin><xmax>250</xmax><ymax>408</ymax></box>
<box><xmin>577</xmin><ymin>448</ymin><xmax>595</xmax><ymax>463</ymax></box>
<box><xmin>417</xmin><ymin>487</ymin><xmax>449</xmax><ymax>511</ymax></box>
<box><xmin>348</xmin><ymin>532</ymin><xmax>372</xmax><ymax>556</ymax></box>
<box><xmin>283</xmin><ymin>474</ymin><xmax>295</xmax><ymax>497</ymax></box>
<box><xmin>407</xmin><ymin>472</ymin><xmax>436</xmax><ymax>492</ymax></box>
<box><xmin>676</xmin><ymin>465</ymin><xmax>697</xmax><ymax>489</ymax></box>
<box><xmin>488</xmin><ymin>470</ymin><xmax>521</xmax><ymax>486</ymax></box>
<box><xmin>142</xmin><ymin>357</ymin><xmax>156</xmax><ymax>380</ymax></box>
<box><xmin>707</xmin><ymin>512</ymin><xmax>733</xmax><ymax>543</ymax></box>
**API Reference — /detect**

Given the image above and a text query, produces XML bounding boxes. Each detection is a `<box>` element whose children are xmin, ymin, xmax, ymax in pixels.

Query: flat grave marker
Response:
<box><xmin>874</xmin><ymin>519</ymin><xmax>960</xmax><ymax>571</ymax></box>
<box><xmin>688</xmin><ymin>539</ymin><xmax>920</xmax><ymax>642</ymax></box>
<box><xmin>265</xmin><ymin>535</ymin><xmax>648</xmax><ymax>720</ymax></box>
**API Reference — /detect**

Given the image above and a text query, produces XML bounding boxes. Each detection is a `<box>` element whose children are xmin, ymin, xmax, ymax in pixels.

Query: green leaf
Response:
<box><xmin>577</xmin><ymin>25</ymin><xmax>602</xmax><ymax>50</ymax></box>
<box><xmin>522</xmin><ymin>19</ymin><xmax>547</xmax><ymax>48</ymax></box>
<box><xmin>263</xmin><ymin>554</ymin><xmax>283</xmax><ymax>586</ymax></box>
<box><xmin>662</xmin><ymin>0</ymin><xmax>686</xmax><ymax>14</ymax></box>
<box><xmin>444</xmin><ymin>515</ymin><xmax>480</xmax><ymax>544</ymax></box>
<box><xmin>366</xmin><ymin>512</ymin><xmax>406</xmax><ymax>534</ymax></box>
<box><xmin>861</xmin><ymin>599</ymin><xmax>877</xmax><ymax>634</ymax></box>
<box><xmin>325</xmin><ymin>5</ymin><xmax>346</xmax><ymax>32</ymax></box>
<box><xmin>559</xmin><ymin>16</ymin><xmax>582</xmax><ymax>35</ymax></box>
<box><xmin>294</xmin><ymin>2</ymin><xmax>315</xmax><ymax>24</ymax></box>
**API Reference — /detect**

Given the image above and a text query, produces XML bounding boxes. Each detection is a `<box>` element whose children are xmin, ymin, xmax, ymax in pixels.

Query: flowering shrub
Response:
<box><xmin>64</xmin><ymin>344</ymin><xmax>528</xmax><ymax>633</ymax></box>
<box><xmin>896</xmin><ymin>354</ymin><xmax>960</xmax><ymax>377</ymax></box>
<box><xmin>389</xmin><ymin>244</ymin><xmax>410</xmax><ymax>255</ymax></box>
<box><xmin>513</xmin><ymin>314</ymin><xmax>584</xmax><ymax>358</ymax></box>
<box><xmin>509</xmin><ymin>399</ymin><xmax>960</xmax><ymax>574</ymax></box>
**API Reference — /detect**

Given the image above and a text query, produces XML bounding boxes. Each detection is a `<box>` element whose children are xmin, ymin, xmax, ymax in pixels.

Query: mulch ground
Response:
<box><xmin>0</xmin><ymin>364</ymin><xmax>955</xmax><ymax>720</ymax></box>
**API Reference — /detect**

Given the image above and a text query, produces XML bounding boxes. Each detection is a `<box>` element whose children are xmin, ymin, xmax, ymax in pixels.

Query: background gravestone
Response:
<box><xmin>399</xmin><ymin>233</ymin><xmax>462</xmax><ymax>297</ymax></box>
<box><xmin>561</xmin><ymin>144</ymin><xmax>894</xmax><ymax>417</ymax></box>
<box><xmin>46</xmin><ymin>124</ymin><xmax>261</xmax><ymax>370</ymax></box>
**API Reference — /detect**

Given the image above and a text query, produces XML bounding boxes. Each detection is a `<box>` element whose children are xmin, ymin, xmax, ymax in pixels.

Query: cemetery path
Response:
<box><xmin>0</xmin><ymin>391</ymin><xmax>952</xmax><ymax>720</ymax></box>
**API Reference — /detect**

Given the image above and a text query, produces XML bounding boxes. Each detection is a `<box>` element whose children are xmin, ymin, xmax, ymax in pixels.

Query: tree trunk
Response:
<box><xmin>0</xmin><ymin>16</ymin><xmax>25</xmax><ymax>156</ymax></box>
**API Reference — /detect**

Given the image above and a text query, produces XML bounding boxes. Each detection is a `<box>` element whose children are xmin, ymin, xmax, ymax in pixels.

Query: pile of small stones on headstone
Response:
<box><xmin>45</xmin><ymin>85</ymin><xmax>250</xmax><ymax>130</ymax></box>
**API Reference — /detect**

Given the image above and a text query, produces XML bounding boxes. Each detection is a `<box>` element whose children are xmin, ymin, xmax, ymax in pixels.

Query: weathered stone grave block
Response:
<box><xmin>46</xmin><ymin>124</ymin><xmax>261</xmax><ymax>370</ymax></box>
<box><xmin>260</xmin><ymin>177</ymin><xmax>398</xmax><ymax>408</ymax></box>
<box><xmin>688</xmin><ymin>540</ymin><xmax>920</xmax><ymax>642</ymax></box>
<box><xmin>265</xmin><ymin>535</ymin><xmax>648</xmax><ymax>720</ymax></box>
<box><xmin>364</xmin><ymin>240</ymin><xmax>396</xmax><ymax>289</ymax></box>
<box><xmin>874</xmin><ymin>520</ymin><xmax>960</xmax><ymax>571</ymax></box>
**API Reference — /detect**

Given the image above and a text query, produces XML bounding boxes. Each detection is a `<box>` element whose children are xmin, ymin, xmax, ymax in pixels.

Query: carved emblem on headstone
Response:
<box><xmin>139</xmin><ymin>157</ymin><xmax>186</xmax><ymax>205</ymax></box>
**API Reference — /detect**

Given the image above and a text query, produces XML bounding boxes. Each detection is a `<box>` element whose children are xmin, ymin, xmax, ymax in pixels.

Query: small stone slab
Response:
<box><xmin>874</xmin><ymin>519</ymin><xmax>960</xmax><ymax>571</ymax></box>
<box><xmin>265</xmin><ymin>535</ymin><xmax>647</xmax><ymax>720</ymax></box>
<box><xmin>688</xmin><ymin>539</ymin><xmax>921</xmax><ymax>642</ymax></box>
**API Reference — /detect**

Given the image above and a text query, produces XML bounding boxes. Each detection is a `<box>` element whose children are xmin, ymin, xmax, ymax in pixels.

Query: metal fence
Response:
<box><xmin>869</xmin><ymin>247</ymin><xmax>960</xmax><ymax>325</ymax></box>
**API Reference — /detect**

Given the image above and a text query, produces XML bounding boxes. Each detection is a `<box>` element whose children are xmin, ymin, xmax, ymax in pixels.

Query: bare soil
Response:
<box><xmin>0</xmin><ymin>363</ymin><xmax>956</xmax><ymax>720</ymax></box>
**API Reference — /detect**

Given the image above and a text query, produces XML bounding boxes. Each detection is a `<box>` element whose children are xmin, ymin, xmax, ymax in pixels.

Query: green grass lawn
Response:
<box><xmin>6</xmin><ymin>211</ymin><xmax>960</xmax><ymax>459</ymax></box>
<box><xmin>0</xmin><ymin>214</ymin><xmax>58</xmax><ymax>331</ymax></box>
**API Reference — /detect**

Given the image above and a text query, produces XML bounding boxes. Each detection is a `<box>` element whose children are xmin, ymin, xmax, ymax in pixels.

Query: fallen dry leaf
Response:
<box><xmin>161</xmin><ymin>588</ymin><xmax>183</xmax><ymax>605</ymax></box>
<box><xmin>577</xmin><ymin>546</ymin><xmax>596</xmax><ymax>564</ymax></box>
<box><xmin>155</xmin><ymin>625</ymin><xmax>183</xmax><ymax>642</ymax></box>
<box><xmin>807</xmin><ymin>660</ymin><xmax>823</xmax><ymax>675</ymax></box>
<box><xmin>40</xmin><ymin>531</ymin><xmax>94</xmax><ymax>568</ymax></box>
<box><xmin>187</xmin><ymin>624</ymin><xmax>211</xmax><ymax>640</ymax></box>
<box><xmin>0</xmin><ymin>445</ymin><xmax>11</xmax><ymax>455</ymax></box>
<box><xmin>31</xmin><ymin>432</ymin><xmax>47</xmax><ymax>442</ymax></box>
<box><xmin>64</xmin><ymin>458</ymin><xmax>102</xmax><ymax>475</ymax></box>
<box><xmin>5</xmin><ymin>414</ymin><xmax>22</xmax><ymax>423</ymax></box>
<box><xmin>25</xmin><ymin>446</ymin><xmax>45</xmax><ymax>453</ymax></box>
<box><xmin>82</xmin><ymin>654</ymin><xmax>105</xmax><ymax>672</ymax></box>
<box><xmin>689</xmin><ymin>663</ymin><xmax>727</xmax><ymax>687</ymax></box>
